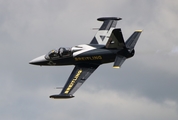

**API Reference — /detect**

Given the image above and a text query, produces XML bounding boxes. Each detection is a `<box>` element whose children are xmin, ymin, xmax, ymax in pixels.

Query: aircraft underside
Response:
<box><xmin>29</xmin><ymin>17</ymin><xmax>142</xmax><ymax>99</ymax></box>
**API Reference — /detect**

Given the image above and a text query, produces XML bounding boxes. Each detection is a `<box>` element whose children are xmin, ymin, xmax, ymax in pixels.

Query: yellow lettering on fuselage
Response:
<box><xmin>75</xmin><ymin>56</ymin><xmax>102</xmax><ymax>61</ymax></box>
<box><xmin>64</xmin><ymin>70</ymin><xmax>82</xmax><ymax>94</ymax></box>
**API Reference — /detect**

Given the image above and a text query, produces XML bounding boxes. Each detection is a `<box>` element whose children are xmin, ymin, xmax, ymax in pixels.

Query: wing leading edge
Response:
<box><xmin>50</xmin><ymin>64</ymin><xmax>99</xmax><ymax>99</ymax></box>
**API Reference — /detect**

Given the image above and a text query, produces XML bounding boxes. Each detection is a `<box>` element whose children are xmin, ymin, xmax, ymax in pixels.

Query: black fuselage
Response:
<box><xmin>40</xmin><ymin>50</ymin><xmax>116</xmax><ymax>66</ymax></box>
<box><xmin>29</xmin><ymin>44</ymin><xmax>134</xmax><ymax>66</ymax></box>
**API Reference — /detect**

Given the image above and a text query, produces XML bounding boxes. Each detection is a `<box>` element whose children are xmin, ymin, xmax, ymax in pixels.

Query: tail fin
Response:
<box><xmin>126</xmin><ymin>30</ymin><xmax>142</xmax><ymax>50</ymax></box>
<box><xmin>105</xmin><ymin>28</ymin><xmax>125</xmax><ymax>49</ymax></box>
<box><xmin>112</xmin><ymin>30</ymin><xmax>142</xmax><ymax>68</ymax></box>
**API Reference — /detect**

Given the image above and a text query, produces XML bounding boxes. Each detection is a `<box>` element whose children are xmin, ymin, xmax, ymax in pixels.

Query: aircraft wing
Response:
<box><xmin>90</xmin><ymin>17</ymin><xmax>122</xmax><ymax>45</ymax></box>
<box><xmin>50</xmin><ymin>64</ymin><xmax>99</xmax><ymax>99</ymax></box>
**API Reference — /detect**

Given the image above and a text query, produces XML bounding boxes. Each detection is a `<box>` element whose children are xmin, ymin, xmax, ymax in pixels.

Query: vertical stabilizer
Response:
<box><xmin>105</xmin><ymin>28</ymin><xmax>125</xmax><ymax>49</ymax></box>
<box><xmin>112</xmin><ymin>30</ymin><xmax>142</xmax><ymax>68</ymax></box>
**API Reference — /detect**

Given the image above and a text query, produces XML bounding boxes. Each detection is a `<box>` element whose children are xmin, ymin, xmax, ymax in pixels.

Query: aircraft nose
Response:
<box><xmin>29</xmin><ymin>55</ymin><xmax>48</xmax><ymax>65</ymax></box>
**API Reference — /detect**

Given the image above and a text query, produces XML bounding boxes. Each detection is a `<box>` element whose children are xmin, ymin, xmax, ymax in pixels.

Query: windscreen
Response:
<box><xmin>45</xmin><ymin>47</ymin><xmax>72</xmax><ymax>60</ymax></box>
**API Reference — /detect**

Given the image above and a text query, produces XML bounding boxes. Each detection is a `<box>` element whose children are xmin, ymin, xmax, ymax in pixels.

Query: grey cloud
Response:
<box><xmin>1</xmin><ymin>0</ymin><xmax>178</xmax><ymax>120</ymax></box>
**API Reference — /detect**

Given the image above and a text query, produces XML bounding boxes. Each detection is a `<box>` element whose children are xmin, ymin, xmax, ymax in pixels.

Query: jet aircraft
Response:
<box><xmin>29</xmin><ymin>17</ymin><xmax>142</xmax><ymax>99</ymax></box>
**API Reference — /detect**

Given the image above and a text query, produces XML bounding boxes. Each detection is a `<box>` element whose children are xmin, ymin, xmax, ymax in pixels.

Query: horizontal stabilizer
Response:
<box><xmin>126</xmin><ymin>30</ymin><xmax>142</xmax><ymax>50</ymax></box>
<box><xmin>113</xmin><ymin>55</ymin><xmax>126</xmax><ymax>68</ymax></box>
<box><xmin>50</xmin><ymin>94</ymin><xmax>74</xmax><ymax>99</ymax></box>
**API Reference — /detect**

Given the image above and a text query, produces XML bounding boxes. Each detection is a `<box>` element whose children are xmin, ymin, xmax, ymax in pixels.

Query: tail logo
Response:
<box><xmin>95</xmin><ymin>30</ymin><xmax>109</xmax><ymax>44</ymax></box>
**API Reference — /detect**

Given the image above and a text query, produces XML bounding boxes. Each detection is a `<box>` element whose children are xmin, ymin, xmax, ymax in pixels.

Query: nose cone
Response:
<box><xmin>29</xmin><ymin>55</ymin><xmax>48</xmax><ymax>65</ymax></box>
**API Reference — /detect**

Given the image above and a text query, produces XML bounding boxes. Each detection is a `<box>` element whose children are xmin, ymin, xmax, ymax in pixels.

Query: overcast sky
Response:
<box><xmin>1</xmin><ymin>0</ymin><xmax>178</xmax><ymax>120</ymax></box>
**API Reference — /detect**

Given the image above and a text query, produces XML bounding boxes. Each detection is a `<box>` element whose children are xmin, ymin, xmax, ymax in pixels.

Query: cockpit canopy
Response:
<box><xmin>45</xmin><ymin>47</ymin><xmax>72</xmax><ymax>60</ymax></box>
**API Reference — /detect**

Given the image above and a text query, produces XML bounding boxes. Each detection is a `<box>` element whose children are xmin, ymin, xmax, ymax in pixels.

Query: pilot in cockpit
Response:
<box><xmin>58</xmin><ymin>47</ymin><xmax>71</xmax><ymax>57</ymax></box>
<box><xmin>45</xmin><ymin>47</ymin><xmax>72</xmax><ymax>60</ymax></box>
<box><xmin>48</xmin><ymin>50</ymin><xmax>58</xmax><ymax>58</ymax></box>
